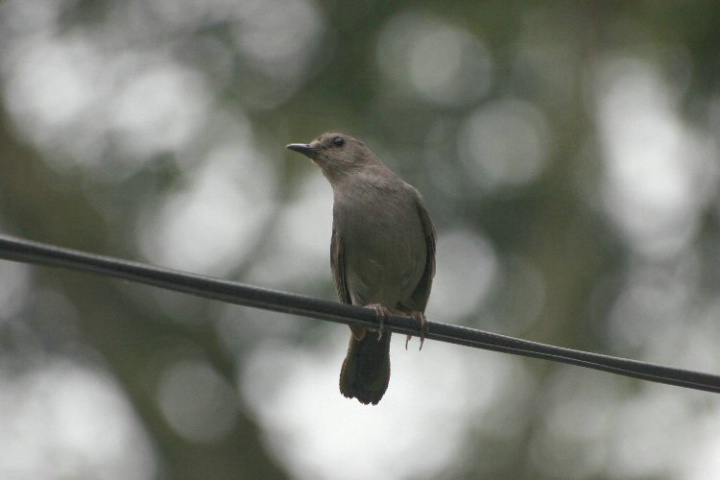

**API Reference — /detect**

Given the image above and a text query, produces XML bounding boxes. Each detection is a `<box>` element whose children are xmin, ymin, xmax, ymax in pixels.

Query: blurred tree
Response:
<box><xmin>1</xmin><ymin>1</ymin><xmax>719</xmax><ymax>479</ymax></box>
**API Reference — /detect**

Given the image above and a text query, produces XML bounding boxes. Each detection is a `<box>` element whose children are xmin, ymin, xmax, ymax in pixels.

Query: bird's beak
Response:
<box><xmin>286</xmin><ymin>143</ymin><xmax>318</xmax><ymax>158</ymax></box>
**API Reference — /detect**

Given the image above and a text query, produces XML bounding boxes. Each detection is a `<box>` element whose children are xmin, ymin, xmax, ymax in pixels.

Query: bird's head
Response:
<box><xmin>287</xmin><ymin>132</ymin><xmax>379</xmax><ymax>181</ymax></box>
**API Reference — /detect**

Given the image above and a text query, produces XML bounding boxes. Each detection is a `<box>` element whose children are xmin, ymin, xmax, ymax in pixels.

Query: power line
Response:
<box><xmin>1</xmin><ymin>233</ymin><xmax>719</xmax><ymax>393</ymax></box>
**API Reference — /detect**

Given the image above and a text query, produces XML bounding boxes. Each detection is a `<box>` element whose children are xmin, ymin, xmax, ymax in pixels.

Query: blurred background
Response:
<box><xmin>1</xmin><ymin>0</ymin><xmax>720</xmax><ymax>478</ymax></box>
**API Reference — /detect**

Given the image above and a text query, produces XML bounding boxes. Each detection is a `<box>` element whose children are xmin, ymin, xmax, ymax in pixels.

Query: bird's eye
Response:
<box><xmin>332</xmin><ymin>136</ymin><xmax>345</xmax><ymax>147</ymax></box>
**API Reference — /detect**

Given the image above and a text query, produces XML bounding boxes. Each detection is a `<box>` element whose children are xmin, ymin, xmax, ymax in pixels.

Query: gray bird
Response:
<box><xmin>287</xmin><ymin>132</ymin><xmax>436</xmax><ymax>405</ymax></box>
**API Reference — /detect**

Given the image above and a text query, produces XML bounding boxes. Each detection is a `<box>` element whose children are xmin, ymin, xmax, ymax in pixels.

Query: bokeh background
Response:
<box><xmin>1</xmin><ymin>1</ymin><xmax>720</xmax><ymax>478</ymax></box>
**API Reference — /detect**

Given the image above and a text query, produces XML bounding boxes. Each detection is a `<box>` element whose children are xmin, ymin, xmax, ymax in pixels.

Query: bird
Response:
<box><xmin>287</xmin><ymin>132</ymin><xmax>436</xmax><ymax>405</ymax></box>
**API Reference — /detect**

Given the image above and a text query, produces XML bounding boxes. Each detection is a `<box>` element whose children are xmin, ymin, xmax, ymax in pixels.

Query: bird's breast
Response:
<box><xmin>333</xmin><ymin>184</ymin><xmax>426</xmax><ymax>309</ymax></box>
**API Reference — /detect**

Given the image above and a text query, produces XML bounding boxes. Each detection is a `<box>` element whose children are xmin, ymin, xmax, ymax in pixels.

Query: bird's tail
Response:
<box><xmin>339</xmin><ymin>330</ymin><xmax>391</xmax><ymax>405</ymax></box>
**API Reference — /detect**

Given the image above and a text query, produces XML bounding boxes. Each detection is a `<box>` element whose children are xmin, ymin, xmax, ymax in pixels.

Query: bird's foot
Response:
<box><xmin>405</xmin><ymin>312</ymin><xmax>428</xmax><ymax>351</ymax></box>
<box><xmin>366</xmin><ymin>304</ymin><xmax>392</xmax><ymax>341</ymax></box>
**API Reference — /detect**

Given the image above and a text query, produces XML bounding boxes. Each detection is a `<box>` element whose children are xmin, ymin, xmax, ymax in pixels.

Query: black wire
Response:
<box><xmin>1</xmin><ymin>233</ymin><xmax>719</xmax><ymax>394</ymax></box>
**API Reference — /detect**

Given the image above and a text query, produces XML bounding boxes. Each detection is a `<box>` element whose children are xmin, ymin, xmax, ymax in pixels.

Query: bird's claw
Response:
<box><xmin>405</xmin><ymin>312</ymin><xmax>428</xmax><ymax>351</ymax></box>
<box><xmin>367</xmin><ymin>304</ymin><xmax>392</xmax><ymax>342</ymax></box>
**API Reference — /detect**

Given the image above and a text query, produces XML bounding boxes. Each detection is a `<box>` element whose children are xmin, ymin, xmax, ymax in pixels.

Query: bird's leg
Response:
<box><xmin>405</xmin><ymin>311</ymin><xmax>428</xmax><ymax>351</ymax></box>
<box><xmin>366</xmin><ymin>304</ymin><xmax>392</xmax><ymax>341</ymax></box>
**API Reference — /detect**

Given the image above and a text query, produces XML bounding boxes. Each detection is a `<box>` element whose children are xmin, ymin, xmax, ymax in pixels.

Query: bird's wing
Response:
<box><xmin>331</xmin><ymin>226</ymin><xmax>351</xmax><ymax>304</ymax></box>
<box><xmin>407</xmin><ymin>195</ymin><xmax>437</xmax><ymax>312</ymax></box>
<box><xmin>332</xmin><ymin>226</ymin><xmax>367</xmax><ymax>340</ymax></box>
